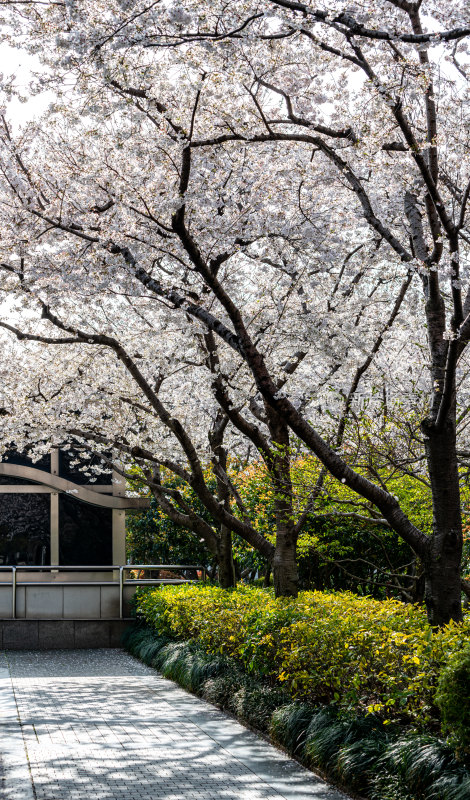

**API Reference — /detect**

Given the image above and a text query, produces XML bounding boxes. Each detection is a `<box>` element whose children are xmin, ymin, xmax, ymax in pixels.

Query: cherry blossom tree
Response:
<box><xmin>0</xmin><ymin>99</ymin><xmax>417</xmax><ymax>597</ymax></box>
<box><xmin>1</xmin><ymin>0</ymin><xmax>470</xmax><ymax>622</ymax></box>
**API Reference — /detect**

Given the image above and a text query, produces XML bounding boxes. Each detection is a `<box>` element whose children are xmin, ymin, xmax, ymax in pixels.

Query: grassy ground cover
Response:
<box><xmin>127</xmin><ymin>584</ymin><xmax>470</xmax><ymax>800</ymax></box>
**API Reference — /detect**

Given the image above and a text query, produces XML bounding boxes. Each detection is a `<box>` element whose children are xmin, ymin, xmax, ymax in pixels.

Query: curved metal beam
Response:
<box><xmin>0</xmin><ymin>464</ymin><xmax>150</xmax><ymax>510</ymax></box>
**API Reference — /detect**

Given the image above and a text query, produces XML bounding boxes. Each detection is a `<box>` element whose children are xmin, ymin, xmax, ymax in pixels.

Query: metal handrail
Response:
<box><xmin>12</xmin><ymin>566</ymin><xmax>16</xmax><ymax>619</ymax></box>
<box><xmin>0</xmin><ymin>564</ymin><xmax>206</xmax><ymax>572</ymax></box>
<box><xmin>0</xmin><ymin>564</ymin><xmax>206</xmax><ymax>620</ymax></box>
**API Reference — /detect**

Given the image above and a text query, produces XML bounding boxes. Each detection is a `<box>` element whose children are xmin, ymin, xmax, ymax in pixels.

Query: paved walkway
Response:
<box><xmin>0</xmin><ymin>650</ymin><xmax>348</xmax><ymax>800</ymax></box>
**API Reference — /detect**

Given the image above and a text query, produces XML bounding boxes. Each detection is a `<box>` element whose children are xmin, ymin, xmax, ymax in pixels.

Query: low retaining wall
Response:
<box><xmin>0</xmin><ymin>619</ymin><xmax>132</xmax><ymax>649</ymax></box>
<box><xmin>0</xmin><ymin>582</ymin><xmax>138</xmax><ymax>619</ymax></box>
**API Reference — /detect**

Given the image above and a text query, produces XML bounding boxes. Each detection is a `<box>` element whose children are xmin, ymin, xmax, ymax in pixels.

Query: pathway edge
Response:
<box><xmin>0</xmin><ymin>663</ymin><xmax>35</xmax><ymax>800</ymax></box>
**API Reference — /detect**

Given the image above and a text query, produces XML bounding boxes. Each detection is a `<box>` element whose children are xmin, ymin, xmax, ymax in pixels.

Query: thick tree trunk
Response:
<box><xmin>218</xmin><ymin>525</ymin><xmax>236</xmax><ymax>589</ymax></box>
<box><xmin>263</xmin><ymin>563</ymin><xmax>272</xmax><ymax>587</ymax></box>
<box><xmin>423</xmin><ymin>417</ymin><xmax>463</xmax><ymax>625</ymax></box>
<box><xmin>266</xmin><ymin>409</ymin><xmax>299</xmax><ymax>598</ymax></box>
<box><xmin>209</xmin><ymin>415</ymin><xmax>236</xmax><ymax>589</ymax></box>
<box><xmin>273</xmin><ymin>523</ymin><xmax>298</xmax><ymax>597</ymax></box>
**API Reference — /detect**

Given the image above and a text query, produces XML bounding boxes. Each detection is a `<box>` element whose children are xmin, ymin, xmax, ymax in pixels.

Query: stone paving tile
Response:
<box><xmin>2</xmin><ymin>649</ymin><xmax>349</xmax><ymax>800</ymax></box>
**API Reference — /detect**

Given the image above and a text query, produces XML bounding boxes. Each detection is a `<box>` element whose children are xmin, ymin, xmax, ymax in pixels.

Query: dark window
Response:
<box><xmin>59</xmin><ymin>495</ymin><xmax>112</xmax><ymax>565</ymax></box>
<box><xmin>0</xmin><ymin>494</ymin><xmax>50</xmax><ymax>565</ymax></box>
<box><xmin>0</xmin><ymin>450</ymin><xmax>51</xmax><ymax>485</ymax></box>
<box><xmin>0</xmin><ymin>476</ymin><xmax>42</xmax><ymax>486</ymax></box>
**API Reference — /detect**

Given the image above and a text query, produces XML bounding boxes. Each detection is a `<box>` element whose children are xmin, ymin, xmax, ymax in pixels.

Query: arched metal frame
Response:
<box><xmin>0</xmin><ymin>463</ymin><xmax>148</xmax><ymax>510</ymax></box>
<box><xmin>0</xmin><ymin>449</ymin><xmax>150</xmax><ymax>566</ymax></box>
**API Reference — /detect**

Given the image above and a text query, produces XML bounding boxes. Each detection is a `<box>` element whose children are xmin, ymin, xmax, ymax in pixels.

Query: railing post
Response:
<box><xmin>119</xmin><ymin>566</ymin><xmax>124</xmax><ymax>619</ymax></box>
<box><xmin>0</xmin><ymin>564</ymin><xmax>202</xmax><ymax>622</ymax></box>
<box><xmin>12</xmin><ymin>566</ymin><xmax>16</xmax><ymax>620</ymax></box>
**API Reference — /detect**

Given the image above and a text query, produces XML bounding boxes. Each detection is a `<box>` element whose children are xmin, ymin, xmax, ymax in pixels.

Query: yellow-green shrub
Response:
<box><xmin>135</xmin><ymin>585</ymin><xmax>470</xmax><ymax>726</ymax></box>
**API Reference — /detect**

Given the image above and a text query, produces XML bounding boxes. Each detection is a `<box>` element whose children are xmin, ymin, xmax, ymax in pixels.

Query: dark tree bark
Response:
<box><xmin>209</xmin><ymin>414</ymin><xmax>236</xmax><ymax>589</ymax></box>
<box><xmin>422</xmin><ymin>417</ymin><xmax>463</xmax><ymax>625</ymax></box>
<box><xmin>263</xmin><ymin>563</ymin><xmax>272</xmax><ymax>587</ymax></box>
<box><xmin>204</xmin><ymin>330</ymin><xmax>299</xmax><ymax>596</ymax></box>
<box><xmin>218</xmin><ymin>526</ymin><xmax>236</xmax><ymax>589</ymax></box>
<box><xmin>265</xmin><ymin>407</ymin><xmax>299</xmax><ymax>597</ymax></box>
<box><xmin>272</xmin><ymin>522</ymin><xmax>298</xmax><ymax>597</ymax></box>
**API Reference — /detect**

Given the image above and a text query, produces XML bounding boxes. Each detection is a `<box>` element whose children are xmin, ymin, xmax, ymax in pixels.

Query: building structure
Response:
<box><xmin>0</xmin><ymin>449</ymin><xmax>199</xmax><ymax>647</ymax></box>
<box><xmin>0</xmin><ymin>447</ymin><xmax>148</xmax><ymax>566</ymax></box>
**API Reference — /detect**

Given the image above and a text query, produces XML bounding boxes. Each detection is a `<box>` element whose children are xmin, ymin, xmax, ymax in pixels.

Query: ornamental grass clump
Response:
<box><xmin>304</xmin><ymin>709</ymin><xmax>389</xmax><ymax>795</ymax></box>
<box><xmin>154</xmin><ymin>641</ymin><xmax>195</xmax><ymax>691</ymax></box>
<box><xmin>336</xmin><ymin>735</ymin><xmax>389</xmax><ymax>795</ymax></box>
<box><xmin>122</xmin><ymin>625</ymin><xmax>170</xmax><ymax>665</ymax></box>
<box><xmin>135</xmin><ymin>584</ymin><xmax>470</xmax><ymax>730</ymax></box>
<box><xmin>124</xmin><ymin>622</ymin><xmax>470</xmax><ymax>800</ymax></box>
<box><xmin>370</xmin><ymin>735</ymin><xmax>469</xmax><ymax>800</ymax></box>
<box><xmin>269</xmin><ymin>702</ymin><xmax>316</xmax><ymax>756</ymax></box>
<box><xmin>149</xmin><ymin>640</ymin><xmax>232</xmax><ymax>694</ymax></box>
<box><xmin>202</xmin><ymin>671</ymin><xmax>242</xmax><ymax>709</ymax></box>
<box><xmin>228</xmin><ymin>683</ymin><xmax>289</xmax><ymax>733</ymax></box>
<box><xmin>188</xmin><ymin>652</ymin><xmax>234</xmax><ymax>695</ymax></box>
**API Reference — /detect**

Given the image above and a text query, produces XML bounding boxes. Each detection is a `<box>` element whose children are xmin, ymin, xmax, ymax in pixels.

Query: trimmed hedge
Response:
<box><xmin>134</xmin><ymin>584</ymin><xmax>470</xmax><ymax>728</ymax></box>
<box><xmin>123</xmin><ymin>624</ymin><xmax>470</xmax><ymax>800</ymax></box>
<box><xmin>435</xmin><ymin>643</ymin><xmax>470</xmax><ymax>756</ymax></box>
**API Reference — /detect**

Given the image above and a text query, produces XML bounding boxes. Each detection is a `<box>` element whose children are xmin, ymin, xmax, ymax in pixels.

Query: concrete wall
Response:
<box><xmin>0</xmin><ymin>619</ymin><xmax>132</xmax><ymax>649</ymax></box>
<box><xmin>0</xmin><ymin>583</ymin><xmax>137</xmax><ymax>619</ymax></box>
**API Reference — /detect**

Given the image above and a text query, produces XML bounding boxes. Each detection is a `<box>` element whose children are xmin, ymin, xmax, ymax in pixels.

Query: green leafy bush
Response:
<box><xmin>126</xmin><ymin>495</ymin><xmax>211</xmax><ymax>567</ymax></box>
<box><xmin>234</xmin><ymin>457</ymin><xmax>431</xmax><ymax>599</ymax></box>
<box><xmin>124</xmin><ymin>623</ymin><xmax>470</xmax><ymax>800</ymax></box>
<box><xmin>135</xmin><ymin>584</ymin><xmax>470</xmax><ymax>729</ymax></box>
<box><xmin>435</xmin><ymin>643</ymin><xmax>470</xmax><ymax>754</ymax></box>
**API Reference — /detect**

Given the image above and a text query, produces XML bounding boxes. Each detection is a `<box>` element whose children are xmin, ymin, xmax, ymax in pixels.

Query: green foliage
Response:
<box><xmin>202</xmin><ymin>672</ymin><xmax>242</xmax><ymax>709</ymax></box>
<box><xmin>124</xmin><ymin>625</ymin><xmax>236</xmax><ymax>694</ymax></box>
<box><xmin>229</xmin><ymin>680</ymin><xmax>289</xmax><ymax>732</ymax></box>
<box><xmin>435</xmin><ymin>643</ymin><xmax>470</xmax><ymax>754</ymax></box>
<box><xmin>121</xmin><ymin>624</ymin><xmax>170</xmax><ymax>663</ymax></box>
<box><xmin>295</xmin><ymin>517</ymin><xmax>413</xmax><ymax>599</ymax></box>
<box><xmin>336</xmin><ymin>734</ymin><xmax>389</xmax><ymax>795</ymax></box>
<box><xmin>187</xmin><ymin>652</ymin><xmax>233</xmax><ymax>694</ymax></box>
<box><xmin>126</xmin><ymin>454</ymin><xmax>465</xmax><ymax>602</ymax></box>
<box><xmin>304</xmin><ymin>707</ymin><xmax>350</xmax><ymax>771</ymax></box>
<box><xmin>426</xmin><ymin>775</ymin><xmax>470</xmax><ymax>800</ymax></box>
<box><xmin>233</xmin><ymin>457</ymin><xmax>426</xmax><ymax>599</ymax></box>
<box><xmin>126</xmin><ymin>467</ymin><xmax>266</xmax><ymax>577</ymax></box>
<box><xmin>126</xmin><ymin>496</ymin><xmax>211</xmax><ymax>566</ymax></box>
<box><xmin>371</xmin><ymin>735</ymin><xmax>467</xmax><ymax>800</ymax></box>
<box><xmin>270</xmin><ymin>702</ymin><xmax>316</xmax><ymax>756</ymax></box>
<box><xmin>304</xmin><ymin>708</ymin><xmax>388</xmax><ymax>794</ymax></box>
<box><xmin>124</xmin><ymin>623</ymin><xmax>470</xmax><ymax>800</ymax></box>
<box><xmin>135</xmin><ymin>584</ymin><xmax>470</xmax><ymax>731</ymax></box>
